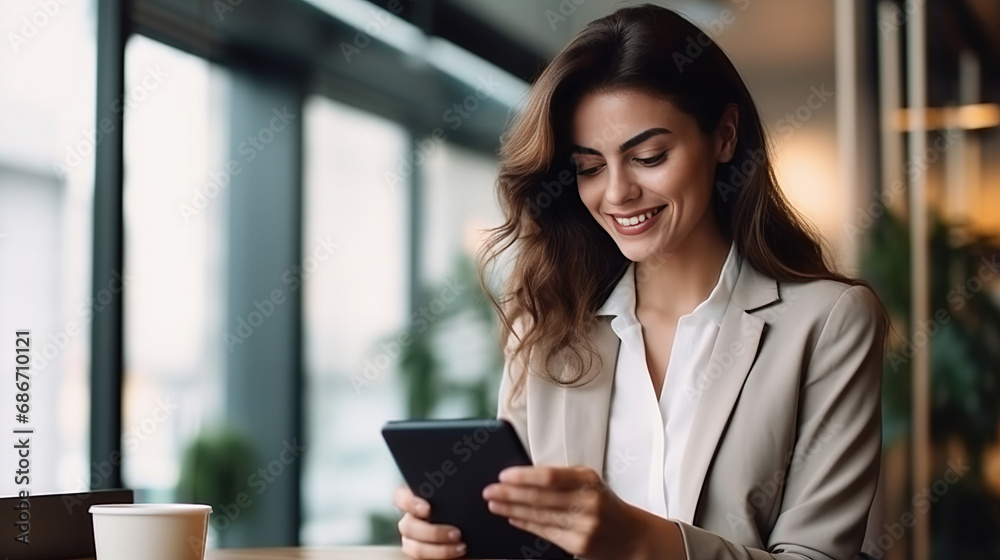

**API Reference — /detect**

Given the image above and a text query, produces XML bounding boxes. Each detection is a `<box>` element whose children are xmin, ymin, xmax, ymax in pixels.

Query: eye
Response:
<box><xmin>635</xmin><ymin>152</ymin><xmax>667</xmax><ymax>166</ymax></box>
<box><xmin>575</xmin><ymin>163</ymin><xmax>605</xmax><ymax>177</ymax></box>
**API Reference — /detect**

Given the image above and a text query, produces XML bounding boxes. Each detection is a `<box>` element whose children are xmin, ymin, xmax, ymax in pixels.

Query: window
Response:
<box><xmin>419</xmin><ymin>141</ymin><xmax>504</xmax><ymax>419</ymax></box>
<box><xmin>301</xmin><ymin>95</ymin><xmax>409</xmax><ymax>544</ymax></box>
<box><xmin>0</xmin><ymin>0</ymin><xmax>95</xmax><ymax>496</ymax></box>
<box><xmin>121</xmin><ymin>35</ymin><xmax>230</xmax><ymax>499</ymax></box>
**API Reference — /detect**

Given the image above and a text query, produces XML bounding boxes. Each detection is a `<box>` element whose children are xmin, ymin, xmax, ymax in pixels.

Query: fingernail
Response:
<box><xmin>418</xmin><ymin>502</ymin><xmax>429</xmax><ymax>514</ymax></box>
<box><xmin>456</xmin><ymin>543</ymin><xmax>466</xmax><ymax>553</ymax></box>
<box><xmin>449</xmin><ymin>529</ymin><xmax>460</xmax><ymax>541</ymax></box>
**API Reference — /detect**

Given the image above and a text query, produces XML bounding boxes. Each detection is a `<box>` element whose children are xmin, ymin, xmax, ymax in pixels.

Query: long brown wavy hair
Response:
<box><xmin>479</xmin><ymin>3</ymin><xmax>887</xmax><ymax>405</ymax></box>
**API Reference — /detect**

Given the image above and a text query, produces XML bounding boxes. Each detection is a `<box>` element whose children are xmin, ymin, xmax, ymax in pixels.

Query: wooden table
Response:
<box><xmin>75</xmin><ymin>547</ymin><xmax>411</xmax><ymax>560</ymax></box>
<box><xmin>81</xmin><ymin>546</ymin><xmax>536</xmax><ymax>559</ymax></box>
<box><xmin>205</xmin><ymin>547</ymin><xmax>409</xmax><ymax>559</ymax></box>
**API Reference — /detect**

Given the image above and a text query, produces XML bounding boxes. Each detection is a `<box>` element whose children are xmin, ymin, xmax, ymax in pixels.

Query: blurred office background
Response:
<box><xmin>1</xmin><ymin>0</ymin><xmax>998</xmax><ymax>558</ymax></box>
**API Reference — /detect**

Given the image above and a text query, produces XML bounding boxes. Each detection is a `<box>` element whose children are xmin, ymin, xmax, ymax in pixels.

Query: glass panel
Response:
<box><xmin>121</xmin><ymin>35</ymin><xmax>230</xmax><ymax>500</ymax></box>
<box><xmin>301</xmin><ymin>95</ymin><xmax>408</xmax><ymax>545</ymax></box>
<box><xmin>0</xmin><ymin>0</ymin><xmax>95</xmax><ymax>495</ymax></box>
<box><xmin>418</xmin><ymin>142</ymin><xmax>504</xmax><ymax>420</ymax></box>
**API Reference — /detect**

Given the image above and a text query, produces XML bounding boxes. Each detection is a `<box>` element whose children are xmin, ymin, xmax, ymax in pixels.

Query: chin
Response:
<box><xmin>615</xmin><ymin>243</ymin><xmax>659</xmax><ymax>264</ymax></box>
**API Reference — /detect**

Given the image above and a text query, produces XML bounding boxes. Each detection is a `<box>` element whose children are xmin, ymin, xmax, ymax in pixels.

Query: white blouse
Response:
<box><xmin>598</xmin><ymin>241</ymin><xmax>740</xmax><ymax>518</ymax></box>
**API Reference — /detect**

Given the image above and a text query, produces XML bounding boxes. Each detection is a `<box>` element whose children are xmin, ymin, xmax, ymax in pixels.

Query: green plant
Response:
<box><xmin>395</xmin><ymin>254</ymin><xmax>503</xmax><ymax>419</ymax></box>
<box><xmin>175</xmin><ymin>424</ymin><xmax>257</xmax><ymax>543</ymax></box>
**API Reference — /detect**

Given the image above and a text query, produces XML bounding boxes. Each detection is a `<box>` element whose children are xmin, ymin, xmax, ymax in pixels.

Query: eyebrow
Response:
<box><xmin>571</xmin><ymin>127</ymin><xmax>671</xmax><ymax>155</ymax></box>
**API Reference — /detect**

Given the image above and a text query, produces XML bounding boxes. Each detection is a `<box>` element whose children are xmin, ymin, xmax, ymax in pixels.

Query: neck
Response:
<box><xmin>634</xmin><ymin>220</ymin><xmax>731</xmax><ymax>318</ymax></box>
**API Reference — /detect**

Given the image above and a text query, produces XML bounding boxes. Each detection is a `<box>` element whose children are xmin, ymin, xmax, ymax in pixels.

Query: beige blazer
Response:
<box><xmin>497</xmin><ymin>256</ymin><xmax>885</xmax><ymax>560</ymax></box>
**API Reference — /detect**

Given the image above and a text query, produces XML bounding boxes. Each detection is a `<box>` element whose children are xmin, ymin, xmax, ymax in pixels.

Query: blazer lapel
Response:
<box><xmin>674</xmin><ymin>260</ymin><xmax>779</xmax><ymax>524</ymax></box>
<box><xmin>559</xmin><ymin>316</ymin><xmax>620</xmax><ymax>473</ymax></box>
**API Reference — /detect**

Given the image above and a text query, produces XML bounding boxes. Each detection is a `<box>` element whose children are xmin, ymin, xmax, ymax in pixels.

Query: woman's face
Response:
<box><xmin>570</xmin><ymin>88</ymin><xmax>737</xmax><ymax>262</ymax></box>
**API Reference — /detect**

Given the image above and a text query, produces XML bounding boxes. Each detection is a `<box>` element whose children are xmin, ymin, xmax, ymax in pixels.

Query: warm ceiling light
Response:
<box><xmin>953</xmin><ymin>103</ymin><xmax>1000</xmax><ymax>129</ymax></box>
<box><xmin>892</xmin><ymin>103</ymin><xmax>1000</xmax><ymax>131</ymax></box>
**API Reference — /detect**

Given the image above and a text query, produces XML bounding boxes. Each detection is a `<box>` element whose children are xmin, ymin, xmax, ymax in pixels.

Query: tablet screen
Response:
<box><xmin>382</xmin><ymin>418</ymin><xmax>574</xmax><ymax>559</ymax></box>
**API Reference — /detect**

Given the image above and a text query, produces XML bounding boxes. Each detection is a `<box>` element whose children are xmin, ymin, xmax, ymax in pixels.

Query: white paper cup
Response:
<box><xmin>90</xmin><ymin>504</ymin><xmax>212</xmax><ymax>560</ymax></box>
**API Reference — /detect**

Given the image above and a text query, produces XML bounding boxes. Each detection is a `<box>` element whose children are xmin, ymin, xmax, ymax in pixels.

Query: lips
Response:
<box><xmin>609</xmin><ymin>205</ymin><xmax>666</xmax><ymax>236</ymax></box>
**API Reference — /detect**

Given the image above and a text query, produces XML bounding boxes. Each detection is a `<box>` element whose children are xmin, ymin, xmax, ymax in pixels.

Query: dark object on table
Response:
<box><xmin>0</xmin><ymin>488</ymin><xmax>134</xmax><ymax>559</ymax></box>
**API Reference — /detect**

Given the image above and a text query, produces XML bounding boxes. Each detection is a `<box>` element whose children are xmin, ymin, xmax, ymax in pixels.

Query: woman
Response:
<box><xmin>393</xmin><ymin>4</ymin><xmax>887</xmax><ymax>559</ymax></box>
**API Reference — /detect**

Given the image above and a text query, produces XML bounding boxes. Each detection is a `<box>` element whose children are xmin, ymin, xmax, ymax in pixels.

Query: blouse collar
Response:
<box><xmin>596</xmin><ymin>241</ymin><xmax>741</xmax><ymax>332</ymax></box>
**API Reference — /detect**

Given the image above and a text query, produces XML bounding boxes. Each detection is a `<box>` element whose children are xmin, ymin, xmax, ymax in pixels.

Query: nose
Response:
<box><xmin>604</xmin><ymin>165</ymin><xmax>641</xmax><ymax>207</ymax></box>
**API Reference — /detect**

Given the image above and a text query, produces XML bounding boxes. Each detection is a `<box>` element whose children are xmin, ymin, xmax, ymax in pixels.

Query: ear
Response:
<box><xmin>715</xmin><ymin>104</ymin><xmax>739</xmax><ymax>163</ymax></box>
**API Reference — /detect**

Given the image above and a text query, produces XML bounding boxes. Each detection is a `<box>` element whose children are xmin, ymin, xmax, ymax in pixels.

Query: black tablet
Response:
<box><xmin>382</xmin><ymin>418</ymin><xmax>574</xmax><ymax>559</ymax></box>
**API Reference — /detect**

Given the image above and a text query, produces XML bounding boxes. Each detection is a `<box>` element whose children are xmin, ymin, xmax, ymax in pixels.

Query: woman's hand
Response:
<box><xmin>482</xmin><ymin>465</ymin><xmax>664</xmax><ymax>560</ymax></box>
<box><xmin>392</xmin><ymin>484</ymin><xmax>467</xmax><ymax>559</ymax></box>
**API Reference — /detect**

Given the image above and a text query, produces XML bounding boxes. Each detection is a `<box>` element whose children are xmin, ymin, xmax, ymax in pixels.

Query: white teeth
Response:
<box><xmin>615</xmin><ymin>206</ymin><xmax>663</xmax><ymax>226</ymax></box>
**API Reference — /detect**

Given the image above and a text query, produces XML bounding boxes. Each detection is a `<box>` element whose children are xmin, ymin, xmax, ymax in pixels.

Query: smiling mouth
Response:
<box><xmin>612</xmin><ymin>205</ymin><xmax>666</xmax><ymax>226</ymax></box>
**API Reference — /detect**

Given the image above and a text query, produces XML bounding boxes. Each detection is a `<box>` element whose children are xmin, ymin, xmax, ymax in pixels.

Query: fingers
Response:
<box><xmin>398</xmin><ymin>513</ymin><xmax>463</xmax><ymax>544</ymax></box>
<box><xmin>394</xmin><ymin>487</ymin><xmax>467</xmax><ymax>559</ymax></box>
<box><xmin>401</xmin><ymin>535</ymin><xmax>467</xmax><ymax>559</ymax></box>
<box><xmin>488</xmin><ymin>500</ymin><xmax>575</xmax><ymax>529</ymax></box>
<box><xmin>483</xmin><ymin>482</ymin><xmax>572</xmax><ymax>509</ymax></box>
<box><xmin>393</xmin><ymin>484</ymin><xmax>431</xmax><ymax>518</ymax></box>
<box><xmin>398</xmin><ymin>514</ymin><xmax>466</xmax><ymax>559</ymax></box>
<box><xmin>498</xmin><ymin>465</ymin><xmax>601</xmax><ymax>490</ymax></box>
